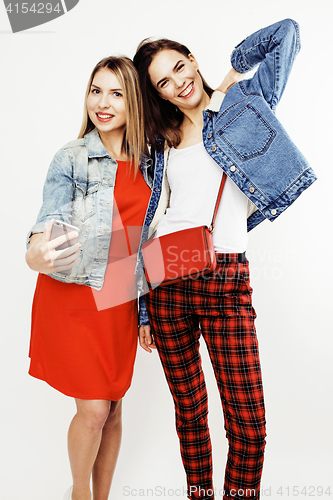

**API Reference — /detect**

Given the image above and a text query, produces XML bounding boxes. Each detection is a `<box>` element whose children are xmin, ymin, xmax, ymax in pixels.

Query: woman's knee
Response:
<box><xmin>104</xmin><ymin>399</ymin><xmax>122</xmax><ymax>429</ymax></box>
<box><xmin>75</xmin><ymin>399</ymin><xmax>111</xmax><ymax>433</ymax></box>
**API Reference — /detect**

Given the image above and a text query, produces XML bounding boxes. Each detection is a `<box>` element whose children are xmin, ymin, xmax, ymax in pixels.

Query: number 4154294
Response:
<box><xmin>6</xmin><ymin>3</ymin><xmax>61</xmax><ymax>14</ymax></box>
<box><xmin>277</xmin><ymin>486</ymin><xmax>331</xmax><ymax>496</ymax></box>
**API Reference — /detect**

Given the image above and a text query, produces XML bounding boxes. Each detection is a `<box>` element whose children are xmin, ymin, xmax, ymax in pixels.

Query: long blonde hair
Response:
<box><xmin>79</xmin><ymin>56</ymin><xmax>146</xmax><ymax>174</ymax></box>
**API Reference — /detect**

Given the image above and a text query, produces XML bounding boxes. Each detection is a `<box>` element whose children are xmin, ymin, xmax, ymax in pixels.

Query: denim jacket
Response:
<box><xmin>28</xmin><ymin>128</ymin><xmax>153</xmax><ymax>325</ymax></box>
<box><xmin>135</xmin><ymin>18</ymin><xmax>317</xmax><ymax>280</ymax></box>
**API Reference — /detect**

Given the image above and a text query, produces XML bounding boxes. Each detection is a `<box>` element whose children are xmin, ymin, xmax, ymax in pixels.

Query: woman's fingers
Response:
<box><xmin>53</xmin><ymin>246</ymin><xmax>80</xmax><ymax>270</ymax></box>
<box><xmin>139</xmin><ymin>326</ymin><xmax>150</xmax><ymax>352</ymax></box>
<box><xmin>26</xmin><ymin>222</ymin><xmax>80</xmax><ymax>274</ymax></box>
<box><xmin>145</xmin><ymin>327</ymin><xmax>156</xmax><ymax>348</ymax></box>
<box><xmin>45</xmin><ymin>221</ymin><xmax>80</xmax><ymax>272</ymax></box>
<box><xmin>43</xmin><ymin>219</ymin><xmax>54</xmax><ymax>242</ymax></box>
<box><xmin>139</xmin><ymin>325</ymin><xmax>156</xmax><ymax>353</ymax></box>
<box><xmin>48</xmin><ymin>230</ymin><xmax>79</xmax><ymax>251</ymax></box>
<box><xmin>53</xmin><ymin>242</ymin><xmax>81</xmax><ymax>260</ymax></box>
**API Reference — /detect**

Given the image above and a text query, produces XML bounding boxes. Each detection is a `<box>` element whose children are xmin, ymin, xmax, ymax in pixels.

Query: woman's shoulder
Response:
<box><xmin>60</xmin><ymin>137</ymin><xmax>86</xmax><ymax>153</ymax></box>
<box><xmin>57</xmin><ymin>129</ymin><xmax>103</xmax><ymax>157</ymax></box>
<box><xmin>49</xmin><ymin>137</ymin><xmax>89</xmax><ymax>173</ymax></box>
<box><xmin>60</xmin><ymin>128</ymin><xmax>107</xmax><ymax>160</ymax></box>
<box><xmin>49</xmin><ymin>130</ymin><xmax>107</xmax><ymax>175</ymax></box>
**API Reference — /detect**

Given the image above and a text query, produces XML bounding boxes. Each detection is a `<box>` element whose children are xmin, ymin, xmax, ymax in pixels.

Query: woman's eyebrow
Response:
<box><xmin>90</xmin><ymin>84</ymin><xmax>123</xmax><ymax>92</ymax></box>
<box><xmin>156</xmin><ymin>59</ymin><xmax>183</xmax><ymax>87</ymax></box>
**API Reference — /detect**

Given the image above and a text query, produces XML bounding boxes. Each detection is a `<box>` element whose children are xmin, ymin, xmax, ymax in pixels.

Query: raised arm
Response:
<box><xmin>230</xmin><ymin>18</ymin><xmax>301</xmax><ymax>109</ymax></box>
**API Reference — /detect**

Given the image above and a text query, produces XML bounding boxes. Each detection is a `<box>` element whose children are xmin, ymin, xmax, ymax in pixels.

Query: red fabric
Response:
<box><xmin>29</xmin><ymin>161</ymin><xmax>151</xmax><ymax>400</ymax></box>
<box><xmin>145</xmin><ymin>255</ymin><xmax>266</xmax><ymax>500</ymax></box>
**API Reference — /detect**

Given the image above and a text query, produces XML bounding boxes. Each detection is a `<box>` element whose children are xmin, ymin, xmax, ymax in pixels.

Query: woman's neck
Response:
<box><xmin>98</xmin><ymin>129</ymin><xmax>129</xmax><ymax>161</ymax></box>
<box><xmin>177</xmin><ymin>91</ymin><xmax>210</xmax><ymax>148</ymax></box>
<box><xmin>179</xmin><ymin>91</ymin><xmax>210</xmax><ymax>130</ymax></box>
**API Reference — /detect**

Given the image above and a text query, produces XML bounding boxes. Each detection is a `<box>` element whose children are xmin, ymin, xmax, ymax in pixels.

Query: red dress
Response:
<box><xmin>29</xmin><ymin>161</ymin><xmax>151</xmax><ymax>400</ymax></box>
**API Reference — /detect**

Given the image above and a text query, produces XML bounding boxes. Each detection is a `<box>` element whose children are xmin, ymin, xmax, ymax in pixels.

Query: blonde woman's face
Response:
<box><xmin>87</xmin><ymin>68</ymin><xmax>126</xmax><ymax>136</ymax></box>
<box><xmin>148</xmin><ymin>49</ymin><xmax>204</xmax><ymax>112</ymax></box>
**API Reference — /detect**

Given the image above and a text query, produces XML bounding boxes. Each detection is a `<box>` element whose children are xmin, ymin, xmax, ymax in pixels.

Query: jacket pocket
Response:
<box><xmin>73</xmin><ymin>180</ymin><xmax>100</xmax><ymax>222</ymax></box>
<box><xmin>217</xmin><ymin>104</ymin><xmax>276</xmax><ymax>161</ymax></box>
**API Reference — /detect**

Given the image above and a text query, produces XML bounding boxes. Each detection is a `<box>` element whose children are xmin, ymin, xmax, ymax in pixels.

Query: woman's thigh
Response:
<box><xmin>146</xmin><ymin>286</ymin><xmax>208</xmax><ymax>418</ymax></box>
<box><xmin>196</xmin><ymin>260</ymin><xmax>266</xmax><ymax>437</ymax></box>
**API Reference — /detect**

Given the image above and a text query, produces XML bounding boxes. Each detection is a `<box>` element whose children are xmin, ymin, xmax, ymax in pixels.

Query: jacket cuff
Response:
<box><xmin>26</xmin><ymin>221</ymin><xmax>48</xmax><ymax>249</ymax></box>
<box><xmin>139</xmin><ymin>295</ymin><xmax>150</xmax><ymax>326</ymax></box>
<box><xmin>230</xmin><ymin>44</ymin><xmax>252</xmax><ymax>74</ymax></box>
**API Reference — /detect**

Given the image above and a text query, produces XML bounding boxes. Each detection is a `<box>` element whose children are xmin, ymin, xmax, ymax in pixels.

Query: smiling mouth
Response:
<box><xmin>96</xmin><ymin>113</ymin><xmax>114</xmax><ymax>121</ymax></box>
<box><xmin>178</xmin><ymin>82</ymin><xmax>194</xmax><ymax>98</ymax></box>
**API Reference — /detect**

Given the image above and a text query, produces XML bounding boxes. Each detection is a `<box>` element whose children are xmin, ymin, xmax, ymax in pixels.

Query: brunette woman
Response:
<box><xmin>25</xmin><ymin>56</ymin><xmax>152</xmax><ymax>500</ymax></box>
<box><xmin>134</xmin><ymin>19</ymin><xmax>316</xmax><ymax>500</ymax></box>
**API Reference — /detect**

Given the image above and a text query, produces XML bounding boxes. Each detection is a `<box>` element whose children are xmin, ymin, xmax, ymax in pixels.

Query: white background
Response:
<box><xmin>0</xmin><ymin>0</ymin><xmax>332</xmax><ymax>499</ymax></box>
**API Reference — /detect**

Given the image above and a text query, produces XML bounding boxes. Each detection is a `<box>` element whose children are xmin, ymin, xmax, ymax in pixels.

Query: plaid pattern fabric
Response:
<box><xmin>145</xmin><ymin>254</ymin><xmax>266</xmax><ymax>500</ymax></box>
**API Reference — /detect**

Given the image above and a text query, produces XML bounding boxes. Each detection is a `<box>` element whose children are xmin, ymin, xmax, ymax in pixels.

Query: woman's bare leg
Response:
<box><xmin>92</xmin><ymin>400</ymin><xmax>122</xmax><ymax>500</ymax></box>
<box><xmin>68</xmin><ymin>399</ymin><xmax>111</xmax><ymax>500</ymax></box>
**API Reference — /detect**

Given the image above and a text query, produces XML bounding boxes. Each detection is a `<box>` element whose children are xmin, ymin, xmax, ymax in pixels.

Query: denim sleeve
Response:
<box><xmin>231</xmin><ymin>19</ymin><xmax>301</xmax><ymax>109</ymax></box>
<box><xmin>26</xmin><ymin>148</ymin><xmax>75</xmax><ymax>247</ymax></box>
<box><xmin>139</xmin><ymin>294</ymin><xmax>150</xmax><ymax>326</ymax></box>
<box><xmin>137</xmin><ymin>272</ymin><xmax>150</xmax><ymax>325</ymax></box>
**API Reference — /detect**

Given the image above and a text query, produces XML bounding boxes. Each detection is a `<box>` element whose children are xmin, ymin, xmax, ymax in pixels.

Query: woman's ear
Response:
<box><xmin>188</xmin><ymin>53</ymin><xmax>199</xmax><ymax>70</ymax></box>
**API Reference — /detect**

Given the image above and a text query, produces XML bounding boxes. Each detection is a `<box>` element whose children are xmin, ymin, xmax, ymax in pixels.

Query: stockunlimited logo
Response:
<box><xmin>3</xmin><ymin>0</ymin><xmax>80</xmax><ymax>33</ymax></box>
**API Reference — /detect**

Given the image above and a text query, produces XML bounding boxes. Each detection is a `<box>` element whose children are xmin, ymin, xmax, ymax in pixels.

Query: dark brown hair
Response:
<box><xmin>133</xmin><ymin>38</ymin><xmax>214</xmax><ymax>151</ymax></box>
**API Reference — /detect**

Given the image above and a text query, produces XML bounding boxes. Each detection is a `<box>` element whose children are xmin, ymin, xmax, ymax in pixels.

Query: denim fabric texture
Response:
<box><xmin>28</xmin><ymin>20</ymin><xmax>317</xmax><ymax>326</ymax></box>
<box><xmin>28</xmin><ymin>128</ymin><xmax>153</xmax><ymax>325</ymax></box>
<box><xmin>135</xmin><ymin>19</ymin><xmax>317</xmax><ymax>277</ymax></box>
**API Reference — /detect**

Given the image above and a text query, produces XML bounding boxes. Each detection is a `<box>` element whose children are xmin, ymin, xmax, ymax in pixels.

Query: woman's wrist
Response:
<box><xmin>25</xmin><ymin>233</ymin><xmax>46</xmax><ymax>272</ymax></box>
<box><xmin>216</xmin><ymin>67</ymin><xmax>244</xmax><ymax>94</ymax></box>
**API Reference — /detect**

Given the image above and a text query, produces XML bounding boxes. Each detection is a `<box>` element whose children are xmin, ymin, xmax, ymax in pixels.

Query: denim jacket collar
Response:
<box><xmin>205</xmin><ymin>90</ymin><xmax>225</xmax><ymax>113</ymax></box>
<box><xmin>84</xmin><ymin>128</ymin><xmax>110</xmax><ymax>159</ymax></box>
<box><xmin>84</xmin><ymin>128</ymin><xmax>153</xmax><ymax>172</ymax></box>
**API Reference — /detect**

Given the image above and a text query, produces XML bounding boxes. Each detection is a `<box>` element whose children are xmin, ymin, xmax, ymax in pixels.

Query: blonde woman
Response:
<box><xmin>26</xmin><ymin>56</ymin><xmax>152</xmax><ymax>500</ymax></box>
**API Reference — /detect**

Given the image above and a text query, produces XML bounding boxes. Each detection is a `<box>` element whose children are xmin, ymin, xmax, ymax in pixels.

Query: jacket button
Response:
<box><xmin>249</xmin><ymin>187</ymin><xmax>255</xmax><ymax>193</ymax></box>
<box><xmin>230</xmin><ymin>165</ymin><xmax>236</xmax><ymax>172</ymax></box>
<box><xmin>271</xmin><ymin>209</ymin><xmax>277</xmax><ymax>216</ymax></box>
<box><xmin>207</xmin><ymin>134</ymin><xmax>212</xmax><ymax>139</ymax></box>
<box><xmin>212</xmin><ymin>146</ymin><xmax>217</xmax><ymax>152</ymax></box>
<box><xmin>207</xmin><ymin>112</ymin><xmax>212</xmax><ymax>118</ymax></box>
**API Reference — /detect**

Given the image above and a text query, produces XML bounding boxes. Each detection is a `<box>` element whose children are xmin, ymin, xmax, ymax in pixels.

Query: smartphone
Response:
<box><xmin>50</xmin><ymin>219</ymin><xmax>80</xmax><ymax>274</ymax></box>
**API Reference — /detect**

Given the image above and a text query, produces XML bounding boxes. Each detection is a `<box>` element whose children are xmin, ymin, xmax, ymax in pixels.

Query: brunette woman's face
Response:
<box><xmin>148</xmin><ymin>49</ymin><xmax>205</xmax><ymax>111</ymax></box>
<box><xmin>86</xmin><ymin>68</ymin><xmax>126</xmax><ymax>137</ymax></box>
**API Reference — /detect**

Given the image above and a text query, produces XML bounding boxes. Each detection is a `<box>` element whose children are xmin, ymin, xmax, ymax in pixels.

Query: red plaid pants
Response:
<box><xmin>145</xmin><ymin>254</ymin><xmax>266</xmax><ymax>500</ymax></box>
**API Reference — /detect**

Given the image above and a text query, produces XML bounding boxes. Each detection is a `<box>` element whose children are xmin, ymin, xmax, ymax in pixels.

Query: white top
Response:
<box><xmin>155</xmin><ymin>142</ymin><xmax>248</xmax><ymax>253</ymax></box>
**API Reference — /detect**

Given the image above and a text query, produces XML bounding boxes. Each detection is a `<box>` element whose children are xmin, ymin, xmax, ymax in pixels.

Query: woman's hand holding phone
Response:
<box><xmin>26</xmin><ymin>219</ymin><xmax>81</xmax><ymax>275</ymax></box>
